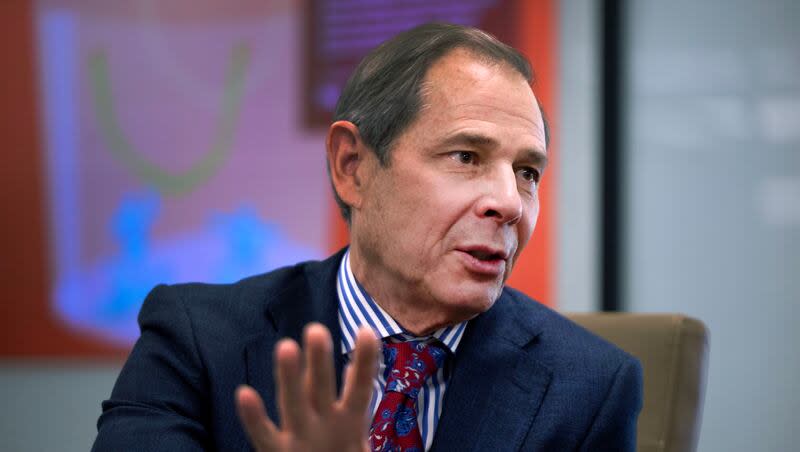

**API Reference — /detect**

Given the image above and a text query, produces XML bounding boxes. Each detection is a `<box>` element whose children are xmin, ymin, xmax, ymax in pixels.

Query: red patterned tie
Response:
<box><xmin>369</xmin><ymin>340</ymin><xmax>446</xmax><ymax>452</ymax></box>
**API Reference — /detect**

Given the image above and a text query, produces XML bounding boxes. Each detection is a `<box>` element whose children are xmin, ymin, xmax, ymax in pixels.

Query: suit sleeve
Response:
<box><xmin>92</xmin><ymin>284</ymin><xmax>211</xmax><ymax>452</ymax></box>
<box><xmin>579</xmin><ymin>356</ymin><xmax>644</xmax><ymax>452</ymax></box>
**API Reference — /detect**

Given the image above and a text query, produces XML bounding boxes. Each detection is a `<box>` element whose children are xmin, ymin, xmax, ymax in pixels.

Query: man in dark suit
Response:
<box><xmin>93</xmin><ymin>23</ymin><xmax>642</xmax><ymax>451</ymax></box>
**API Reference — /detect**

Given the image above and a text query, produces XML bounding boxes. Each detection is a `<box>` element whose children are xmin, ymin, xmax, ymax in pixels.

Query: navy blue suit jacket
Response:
<box><xmin>93</xmin><ymin>250</ymin><xmax>642</xmax><ymax>451</ymax></box>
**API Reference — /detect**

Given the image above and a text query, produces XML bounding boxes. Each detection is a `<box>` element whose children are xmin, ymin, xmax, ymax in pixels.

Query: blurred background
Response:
<box><xmin>0</xmin><ymin>0</ymin><xmax>797</xmax><ymax>450</ymax></box>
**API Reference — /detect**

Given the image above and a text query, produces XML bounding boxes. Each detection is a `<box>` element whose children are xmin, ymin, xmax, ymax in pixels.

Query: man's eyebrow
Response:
<box><xmin>523</xmin><ymin>148</ymin><xmax>549</xmax><ymax>169</ymax></box>
<box><xmin>440</xmin><ymin>132</ymin><xmax>499</xmax><ymax>149</ymax></box>
<box><xmin>440</xmin><ymin>132</ymin><xmax>548</xmax><ymax>168</ymax></box>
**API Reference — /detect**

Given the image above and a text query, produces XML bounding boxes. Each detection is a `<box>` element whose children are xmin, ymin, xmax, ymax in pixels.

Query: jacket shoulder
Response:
<box><xmin>140</xmin><ymin>261</ymin><xmax>314</xmax><ymax>341</ymax></box>
<box><xmin>501</xmin><ymin>287</ymin><xmax>640</xmax><ymax>375</ymax></box>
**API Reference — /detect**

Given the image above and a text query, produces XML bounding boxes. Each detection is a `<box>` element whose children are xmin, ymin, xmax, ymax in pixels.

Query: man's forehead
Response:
<box><xmin>419</xmin><ymin>50</ymin><xmax>540</xmax><ymax>117</ymax></box>
<box><xmin>414</xmin><ymin>53</ymin><xmax>545</xmax><ymax>148</ymax></box>
<box><xmin>422</xmin><ymin>48</ymin><xmax>527</xmax><ymax>89</ymax></box>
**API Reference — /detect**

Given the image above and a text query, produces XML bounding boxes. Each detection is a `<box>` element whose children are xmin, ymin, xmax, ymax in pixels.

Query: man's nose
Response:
<box><xmin>476</xmin><ymin>167</ymin><xmax>523</xmax><ymax>225</ymax></box>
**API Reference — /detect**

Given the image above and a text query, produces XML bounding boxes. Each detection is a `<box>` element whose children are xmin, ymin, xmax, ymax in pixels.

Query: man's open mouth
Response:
<box><xmin>465</xmin><ymin>249</ymin><xmax>505</xmax><ymax>261</ymax></box>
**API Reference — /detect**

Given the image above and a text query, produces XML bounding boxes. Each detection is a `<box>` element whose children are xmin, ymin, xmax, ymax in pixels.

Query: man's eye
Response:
<box><xmin>518</xmin><ymin>167</ymin><xmax>540</xmax><ymax>184</ymax></box>
<box><xmin>452</xmin><ymin>151</ymin><xmax>475</xmax><ymax>165</ymax></box>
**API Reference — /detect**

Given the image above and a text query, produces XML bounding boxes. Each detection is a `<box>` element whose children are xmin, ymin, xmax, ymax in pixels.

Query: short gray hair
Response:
<box><xmin>331</xmin><ymin>22</ymin><xmax>549</xmax><ymax>222</ymax></box>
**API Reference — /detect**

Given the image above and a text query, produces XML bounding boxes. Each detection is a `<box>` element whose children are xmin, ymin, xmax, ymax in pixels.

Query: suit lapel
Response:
<box><xmin>242</xmin><ymin>249</ymin><xmax>348</xmax><ymax>424</ymax></box>
<box><xmin>431</xmin><ymin>292</ymin><xmax>552</xmax><ymax>452</ymax></box>
<box><xmin>244</xmin><ymin>333</ymin><xmax>280</xmax><ymax>422</ymax></box>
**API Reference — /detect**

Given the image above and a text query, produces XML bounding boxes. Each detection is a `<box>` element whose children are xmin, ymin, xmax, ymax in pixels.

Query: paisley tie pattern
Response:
<box><xmin>369</xmin><ymin>340</ymin><xmax>447</xmax><ymax>452</ymax></box>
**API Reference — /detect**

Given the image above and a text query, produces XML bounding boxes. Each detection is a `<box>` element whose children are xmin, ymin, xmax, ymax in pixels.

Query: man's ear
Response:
<box><xmin>326</xmin><ymin>120</ymin><xmax>372</xmax><ymax>211</ymax></box>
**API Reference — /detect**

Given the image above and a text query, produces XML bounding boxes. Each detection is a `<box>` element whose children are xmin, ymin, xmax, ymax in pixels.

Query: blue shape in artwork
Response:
<box><xmin>53</xmin><ymin>189</ymin><xmax>321</xmax><ymax>346</ymax></box>
<box><xmin>212</xmin><ymin>204</ymin><xmax>278</xmax><ymax>282</ymax></box>
<box><xmin>103</xmin><ymin>191</ymin><xmax>171</xmax><ymax>321</ymax></box>
<box><xmin>112</xmin><ymin>191</ymin><xmax>160</xmax><ymax>260</ymax></box>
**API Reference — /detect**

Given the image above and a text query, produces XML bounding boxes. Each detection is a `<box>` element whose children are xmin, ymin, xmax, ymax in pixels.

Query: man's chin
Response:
<box><xmin>440</xmin><ymin>285</ymin><xmax>501</xmax><ymax>320</ymax></box>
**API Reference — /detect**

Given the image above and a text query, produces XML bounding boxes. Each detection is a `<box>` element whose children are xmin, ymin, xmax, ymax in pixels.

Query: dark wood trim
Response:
<box><xmin>599</xmin><ymin>0</ymin><xmax>626</xmax><ymax>312</ymax></box>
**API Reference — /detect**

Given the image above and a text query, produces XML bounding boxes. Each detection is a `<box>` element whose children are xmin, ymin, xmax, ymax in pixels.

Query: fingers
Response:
<box><xmin>303</xmin><ymin>323</ymin><xmax>337</xmax><ymax>414</ymax></box>
<box><xmin>241</xmin><ymin>325</ymin><xmax>376</xmax><ymax>452</ymax></box>
<box><xmin>341</xmin><ymin>327</ymin><xmax>379</xmax><ymax>413</ymax></box>
<box><xmin>274</xmin><ymin>338</ymin><xmax>308</xmax><ymax>435</ymax></box>
<box><xmin>235</xmin><ymin>385</ymin><xmax>278</xmax><ymax>451</ymax></box>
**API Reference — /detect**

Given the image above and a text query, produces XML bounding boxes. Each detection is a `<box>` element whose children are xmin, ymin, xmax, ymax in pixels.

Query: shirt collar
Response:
<box><xmin>336</xmin><ymin>249</ymin><xmax>468</xmax><ymax>355</ymax></box>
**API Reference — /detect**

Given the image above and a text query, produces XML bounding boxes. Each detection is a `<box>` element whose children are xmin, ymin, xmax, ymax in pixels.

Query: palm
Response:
<box><xmin>236</xmin><ymin>325</ymin><xmax>378</xmax><ymax>452</ymax></box>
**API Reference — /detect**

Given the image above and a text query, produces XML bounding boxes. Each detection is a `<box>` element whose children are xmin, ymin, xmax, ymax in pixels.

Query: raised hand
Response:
<box><xmin>235</xmin><ymin>324</ymin><xmax>379</xmax><ymax>452</ymax></box>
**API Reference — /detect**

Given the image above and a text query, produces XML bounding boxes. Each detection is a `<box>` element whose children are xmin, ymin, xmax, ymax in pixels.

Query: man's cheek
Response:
<box><xmin>524</xmin><ymin>207</ymin><xmax>539</xmax><ymax>239</ymax></box>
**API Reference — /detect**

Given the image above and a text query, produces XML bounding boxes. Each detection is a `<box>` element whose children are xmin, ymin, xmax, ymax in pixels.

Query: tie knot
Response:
<box><xmin>382</xmin><ymin>340</ymin><xmax>447</xmax><ymax>398</ymax></box>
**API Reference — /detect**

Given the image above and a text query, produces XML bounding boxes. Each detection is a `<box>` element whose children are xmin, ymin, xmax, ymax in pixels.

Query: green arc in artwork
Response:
<box><xmin>88</xmin><ymin>45</ymin><xmax>251</xmax><ymax>196</ymax></box>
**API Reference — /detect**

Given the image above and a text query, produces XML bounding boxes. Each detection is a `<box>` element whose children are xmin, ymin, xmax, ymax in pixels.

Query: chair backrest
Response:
<box><xmin>566</xmin><ymin>313</ymin><xmax>709</xmax><ymax>452</ymax></box>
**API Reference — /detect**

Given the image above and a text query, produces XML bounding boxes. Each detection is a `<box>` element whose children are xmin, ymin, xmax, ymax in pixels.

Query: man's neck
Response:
<box><xmin>347</xmin><ymin>244</ymin><xmax>470</xmax><ymax>336</ymax></box>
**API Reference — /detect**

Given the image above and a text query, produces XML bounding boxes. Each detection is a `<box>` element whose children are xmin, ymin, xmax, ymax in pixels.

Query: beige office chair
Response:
<box><xmin>566</xmin><ymin>313</ymin><xmax>709</xmax><ymax>452</ymax></box>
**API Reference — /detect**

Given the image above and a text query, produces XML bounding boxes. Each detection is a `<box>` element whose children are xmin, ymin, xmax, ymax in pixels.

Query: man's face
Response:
<box><xmin>350</xmin><ymin>49</ymin><xmax>547</xmax><ymax>330</ymax></box>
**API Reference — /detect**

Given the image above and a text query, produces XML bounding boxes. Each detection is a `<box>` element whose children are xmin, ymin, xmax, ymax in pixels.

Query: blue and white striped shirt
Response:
<box><xmin>336</xmin><ymin>249</ymin><xmax>468</xmax><ymax>450</ymax></box>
